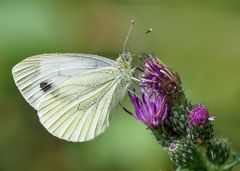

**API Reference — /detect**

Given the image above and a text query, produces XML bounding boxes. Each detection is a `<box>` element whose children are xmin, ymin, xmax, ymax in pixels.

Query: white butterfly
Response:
<box><xmin>12</xmin><ymin>21</ymin><xmax>137</xmax><ymax>142</ymax></box>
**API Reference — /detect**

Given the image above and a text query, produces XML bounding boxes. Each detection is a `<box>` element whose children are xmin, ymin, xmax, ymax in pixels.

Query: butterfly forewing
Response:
<box><xmin>12</xmin><ymin>53</ymin><xmax>117</xmax><ymax>110</ymax></box>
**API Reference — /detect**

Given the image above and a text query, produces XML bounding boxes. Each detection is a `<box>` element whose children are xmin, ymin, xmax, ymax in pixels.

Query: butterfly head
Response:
<box><xmin>121</xmin><ymin>50</ymin><xmax>132</xmax><ymax>62</ymax></box>
<box><xmin>117</xmin><ymin>51</ymin><xmax>132</xmax><ymax>70</ymax></box>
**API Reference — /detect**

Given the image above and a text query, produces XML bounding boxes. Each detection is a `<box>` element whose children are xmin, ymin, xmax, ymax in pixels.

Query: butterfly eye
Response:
<box><xmin>120</xmin><ymin>50</ymin><xmax>132</xmax><ymax>63</ymax></box>
<box><xmin>123</xmin><ymin>53</ymin><xmax>129</xmax><ymax>61</ymax></box>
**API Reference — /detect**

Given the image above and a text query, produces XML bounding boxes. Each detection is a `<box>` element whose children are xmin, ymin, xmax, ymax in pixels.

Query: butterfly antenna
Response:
<box><xmin>122</xmin><ymin>19</ymin><xmax>135</xmax><ymax>53</ymax></box>
<box><xmin>128</xmin><ymin>28</ymin><xmax>153</xmax><ymax>49</ymax></box>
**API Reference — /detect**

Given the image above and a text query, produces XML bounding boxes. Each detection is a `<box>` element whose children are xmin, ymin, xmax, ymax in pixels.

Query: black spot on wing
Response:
<box><xmin>40</xmin><ymin>81</ymin><xmax>52</xmax><ymax>92</ymax></box>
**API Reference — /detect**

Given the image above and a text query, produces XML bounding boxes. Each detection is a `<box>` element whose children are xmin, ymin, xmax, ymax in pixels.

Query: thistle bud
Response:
<box><xmin>207</xmin><ymin>137</ymin><xmax>231</xmax><ymax>166</ymax></box>
<box><xmin>189</xmin><ymin>105</ymin><xmax>215</xmax><ymax>126</ymax></box>
<box><xmin>168</xmin><ymin>139</ymin><xmax>196</xmax><ymax>168</ymax></box>
<box><xmin>168</xmin><ymin>139</ymin><xmax>196</xmax><ymax>167</ymax></box>
<box><xmin>168</xmin><ymin>139</ymin><xmax>208</xmax><ymax>170</ymax></box>
<box><xmin>187</xmin><ymin>105</ymin><xmax>215</xmax><ymax>144</ymax></box>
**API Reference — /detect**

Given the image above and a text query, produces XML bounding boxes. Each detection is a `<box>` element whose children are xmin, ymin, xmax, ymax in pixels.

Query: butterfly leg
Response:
<box><xmin>119</xmin><ymin>103</ymin><xmax>134</xmax><ymax>115</ymax></box>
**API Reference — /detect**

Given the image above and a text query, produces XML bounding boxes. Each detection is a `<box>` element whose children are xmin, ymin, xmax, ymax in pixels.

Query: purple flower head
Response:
<box><xmin>189</xmin><ymin>104</ymin><xmax>215</xmax><ymax>126</ymax></box>
<box><xmin>140</xmin><ymin>53</ymin><xmax>182</xmax><ymax>96</ymax></box>
<box><xmin>129</xmin><ymin>88</ymin><xmax>168</xmax><ymax>129</ymax></box>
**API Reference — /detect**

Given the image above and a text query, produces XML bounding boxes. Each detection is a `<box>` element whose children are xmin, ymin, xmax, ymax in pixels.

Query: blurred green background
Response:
<box><xmin>1</xmin><ymin>0</ymin><xmax>240</xmax><ymax>171</ymax></box>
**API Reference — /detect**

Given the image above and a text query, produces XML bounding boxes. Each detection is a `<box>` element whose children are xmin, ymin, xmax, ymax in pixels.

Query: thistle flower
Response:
<box><xmin>140</xmin><ymin>53</ymin><xmax>182</xmax><ymax>97</ymax></box>
<box><xmin>189</xmin><ymin>105</ymin><xmax>215</xmax><ymax>126</ymax></box>
<box><xmin>129</xmin><ymin>88</ymin><xmax>168</xmax><ymax>129</ymax></box>
<box><xmin>123</xmin><ymin>52</ymin><xmax>236</xmax><ymax>170</ymax></box>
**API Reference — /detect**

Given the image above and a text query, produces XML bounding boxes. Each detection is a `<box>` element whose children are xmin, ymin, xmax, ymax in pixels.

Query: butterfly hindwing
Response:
<box><xmin>38</xmin><ymin>67</ymin><xmax>127</xmax><ymax>142</ymax></box>
<box><xmin>12</xmin><ymin>53</ymin><xmax>117</xmax><ymax>110</ymax></box>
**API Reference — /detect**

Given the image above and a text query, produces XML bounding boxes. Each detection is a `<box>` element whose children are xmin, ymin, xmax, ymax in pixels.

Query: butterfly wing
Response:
<box><xmin>38</xmin><ymin>67</ymin><xmax>128</xmax><ymax>142</ymax></box>
<box><xmin>12</xmin><ymin>53</ymin><xmax>117</xmax><ymax>110</ymax></box>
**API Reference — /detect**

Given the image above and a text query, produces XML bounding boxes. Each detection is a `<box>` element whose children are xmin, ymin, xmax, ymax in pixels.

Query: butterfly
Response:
<box><xmin>12</xmin><ymin>20</ymin><xmax>138</xmax><ymax>142</ymax></box>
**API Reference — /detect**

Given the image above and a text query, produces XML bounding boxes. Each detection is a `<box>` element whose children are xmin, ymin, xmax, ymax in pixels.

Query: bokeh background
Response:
<box><xmin>1</xmin><ymin>0</ymin><xmax>240</xmax><ymax>171</ymax></box>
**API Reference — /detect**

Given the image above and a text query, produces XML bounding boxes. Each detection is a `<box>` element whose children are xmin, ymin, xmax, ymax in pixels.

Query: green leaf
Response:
<box><xmin>222</xmin><ymin>154</ymin><xmax>240</xmax><ymax>171</ymax></box>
